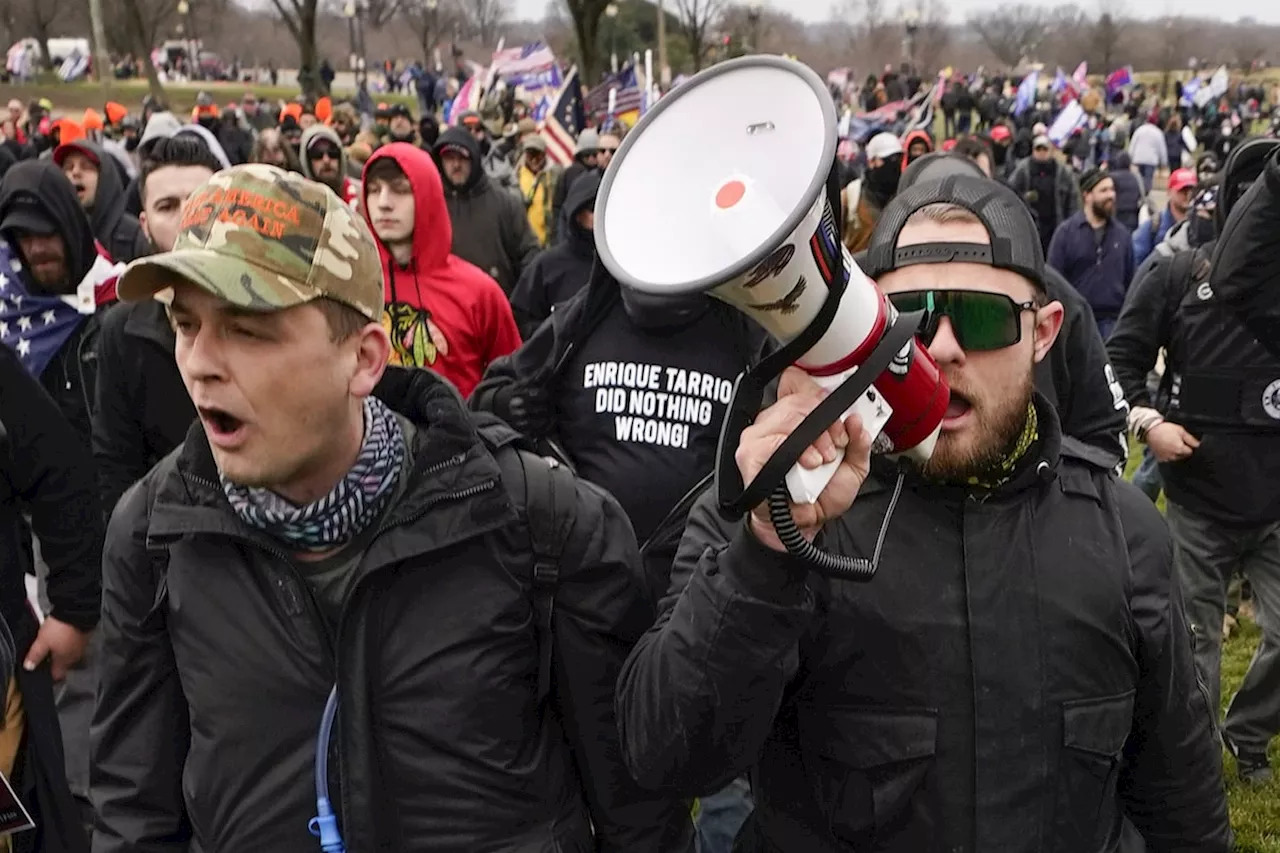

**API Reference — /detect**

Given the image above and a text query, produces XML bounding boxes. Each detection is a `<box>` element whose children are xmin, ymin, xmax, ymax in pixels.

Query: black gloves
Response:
<box><xmin>493</xmin><ymin>382</ymin><xmax>554</xmax><ymax>437</ymax></box>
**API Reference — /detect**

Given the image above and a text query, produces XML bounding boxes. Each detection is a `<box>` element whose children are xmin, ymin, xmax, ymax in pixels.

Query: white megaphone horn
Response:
<box><xmin>594</xmin><ymin>55</ymin><xmax>949</xmax><ymax>533</ymax></box>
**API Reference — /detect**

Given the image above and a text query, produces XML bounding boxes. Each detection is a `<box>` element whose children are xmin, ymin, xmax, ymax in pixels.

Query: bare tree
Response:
<box><xmin>102</xmin><ymin>0</ymin><xmax>180</xmax><ymax>56</ymax></box>
<box><xmin>461</xmin><ymin>0</ymin><xmax>510</xmax><ymax>47</ymax></box>
<box><xmin>838</xmin><ymin>0</ymin><xmax>890</xmax><ymax>68</ymax></box>
<box><xmin>1157</xmin><ymin>16</ymin><xmax>1190</xmax><ymax>96</ymax></box>
<box><xmin>1232</xmin><ymin>18</ymin><xmax>1266</xmax><ymax>71</ymax></box>
<box><xmin>561</xmin><ymin>0</ymin><xmax>610</xmax><ymax>82</ymax></box>
<box><xmin>116</xmin><ymin>0</ymin><xmax>169</xmax><ymax>102</ymax></box>
<box><xmin>357</xmin><ymin>0</ymin><xmax>405</xmax><ymax>29</ymax></box>
<box><xmin>672</xmin><ymin>0</ymin><xmax>725</xmax><ymax>72</ymax></box>
<box><xmin>270</xmin><ymin>0</ymin><xmax>322</xmax><ymax>97</ymax></box>
<box><xmin>1092</xmin><ymin>11</ymin><xmax>1123</xmax><ymax>73</ymax></box>
<box><xmin>965</xmin><ymin>4</ymin><xmax>1049</xmax><ymax>68</ymax></box>
<box><xmin>401</xmin><ymin>0</ymin><xmax>462</xmax><ymax>65</ymax></box>
<box><xmin>23</xmin><ymin>0</ymin><xmax>67</xmax><ymax>70</ymax></box>
<box><xmin>912</xmin><ymin>0</ymin><xmax>951</xmax><ymax>74</ymax></box>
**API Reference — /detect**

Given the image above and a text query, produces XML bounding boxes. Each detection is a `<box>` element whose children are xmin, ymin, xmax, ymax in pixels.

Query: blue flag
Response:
<box><xmin>1014</xmin><ymin>71</ymin><xmax>1039</xmax><ymax>117</ymax></box>
<box><xmin>0</xmin><ymin>239</ymin><xmax>91</xmax><ymax>379</ymax></box>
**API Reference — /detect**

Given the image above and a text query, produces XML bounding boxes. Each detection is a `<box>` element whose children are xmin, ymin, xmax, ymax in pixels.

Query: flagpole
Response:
<box><xmin>656</xmin><ymin>0</ymin><xmax>669</xmax><ymax>87</ymax></box>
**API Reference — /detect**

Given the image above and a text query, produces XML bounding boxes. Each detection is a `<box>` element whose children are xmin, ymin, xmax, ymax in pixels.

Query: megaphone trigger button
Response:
<box><xmin>746</xmin><ymin>121</ymin><xmax>775</xmax><ymax>134</ymax></box>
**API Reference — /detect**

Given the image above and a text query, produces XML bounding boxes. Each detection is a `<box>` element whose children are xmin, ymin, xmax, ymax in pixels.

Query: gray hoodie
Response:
<box><xmin>298</xmin><ymin>124</ymin><xmax>360</xmax><ymax>201</ymax></box>
<box><xmin>138</xmin><ymin>111</ymin><xmax>183</xmax><ymax>152</ymax></box>
<box><xmin>174</xmin><ymin>123</ymin><xmax>232</xmax><ymax>169</ymax></box>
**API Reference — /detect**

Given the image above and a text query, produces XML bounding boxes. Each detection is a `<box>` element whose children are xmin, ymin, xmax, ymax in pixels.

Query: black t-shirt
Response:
<box><xmin>558</xmin><ymin>303</ymin><xmax>750</xmax><ymax>544</ymax></box>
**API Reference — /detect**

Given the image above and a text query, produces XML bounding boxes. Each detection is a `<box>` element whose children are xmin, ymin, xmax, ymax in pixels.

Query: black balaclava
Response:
<box><xmin>863</xmin><ymin>153</ymin><xmax>904</xmax><ymax>206</ymax></box>
<box><xmin>619</xmin><ymin>285</ymin><xmax>711</xmax><ymax>330</ymax></box>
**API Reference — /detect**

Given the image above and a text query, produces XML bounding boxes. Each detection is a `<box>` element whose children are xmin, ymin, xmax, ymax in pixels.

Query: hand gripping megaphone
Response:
<box><xmin>595</xmin><ymin>56</ymin><xmax>949</xmax><ymax>579</ymax></box>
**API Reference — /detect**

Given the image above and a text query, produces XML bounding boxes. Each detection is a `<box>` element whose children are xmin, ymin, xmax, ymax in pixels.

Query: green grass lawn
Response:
<box><xmin>1123</xmin><ymin>443</ymin><xmax>1280</xmax><ymax>851</ymax></box>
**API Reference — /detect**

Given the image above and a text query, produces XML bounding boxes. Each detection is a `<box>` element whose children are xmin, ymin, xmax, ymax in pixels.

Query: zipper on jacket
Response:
<box><xmin>185</xmin><ymin>451</ymin><xmax>498</xmax><ymax>845</ymax></box>
<box><xmin>185</xmin><ymin>451</ymin><xmax>495</xmax><ymax>661</ymax></box>
<box><xmin>188</xmin><ymin>473</ymin><xmax>340</xmax><ymax>668</ymax></box>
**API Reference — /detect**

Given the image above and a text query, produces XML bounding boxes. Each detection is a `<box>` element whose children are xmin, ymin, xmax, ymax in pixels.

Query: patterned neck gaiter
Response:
<box><xmin>222</xmin><ymin>396</ymin><xmax>407</xmax><ymax>552</ymax></box>
<box><xmin>963</xmin><ymin>401</ymin><xmax>1040</xmax><ymax>492</ymax></box>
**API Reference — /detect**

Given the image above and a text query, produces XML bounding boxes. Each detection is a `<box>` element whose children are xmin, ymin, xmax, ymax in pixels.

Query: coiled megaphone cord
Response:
<box><xmin>766</xmin><ymin>468</ymin><xmax>906</xmax><ymax>581</ymax></box>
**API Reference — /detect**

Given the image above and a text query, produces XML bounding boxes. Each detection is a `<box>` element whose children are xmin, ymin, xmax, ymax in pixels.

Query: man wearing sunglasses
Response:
<box><xmin>618</xmin><ymin>175</ymin><xmax>1230</xmax><ymax>852</ymax></box>
<box><xmin>299</xmin><ymin>124</ymin><xmax>360</xmax><ymax>208</ymax></box>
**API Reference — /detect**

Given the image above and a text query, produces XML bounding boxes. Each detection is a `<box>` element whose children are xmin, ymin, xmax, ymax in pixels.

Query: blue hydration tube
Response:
<box><xmin>308</xmin><ymin>686</ymin><xmax>345</xmax><ymax>853</ymax></box>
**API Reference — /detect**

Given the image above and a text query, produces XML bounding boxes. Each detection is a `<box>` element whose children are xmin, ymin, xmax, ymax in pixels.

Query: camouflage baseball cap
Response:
<box><xmin>117</xmin><ymin>163</ymin><xmax>384</xmax><ymax>320</ymax></box>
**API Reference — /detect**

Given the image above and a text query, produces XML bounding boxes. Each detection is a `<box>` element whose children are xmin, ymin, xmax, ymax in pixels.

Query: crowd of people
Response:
<box><xmin>0</xmin><ymin>52</ymin><xmax>1274</xmax><ymax>853</ymax></box>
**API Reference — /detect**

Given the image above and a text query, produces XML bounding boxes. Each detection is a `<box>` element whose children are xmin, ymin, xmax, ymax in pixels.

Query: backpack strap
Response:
<box><xmin>491</xmin><ymin>443</ymin><xmax>580</xmax><ymax>703</ymax></box>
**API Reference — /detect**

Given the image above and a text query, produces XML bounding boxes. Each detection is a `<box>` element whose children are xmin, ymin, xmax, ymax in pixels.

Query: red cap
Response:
<box><xmin>53</xmin><ymin>139</ymin><xmax>97</xmax><ymax>166</ymax></box>
<box><xmin>1168</xmin><ymin>168</ymin><xmax>1197</xmax><ymax>194</ymax></box>
<box><xmin>989</xmin><ymin>125</ymin><xmax>1012</xmax><ymax>143</ymax></box>
<box><xmin>941</xmin><ymin>138</ymin><xmax>958</xmax><ymax>152</ymax></box>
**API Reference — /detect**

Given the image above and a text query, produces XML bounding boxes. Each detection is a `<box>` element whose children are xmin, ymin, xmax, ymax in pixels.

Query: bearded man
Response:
<box><xmin>616</xmin><ymin>176</ymin><xmax>1230</xmax><ymax>853</ymax></box>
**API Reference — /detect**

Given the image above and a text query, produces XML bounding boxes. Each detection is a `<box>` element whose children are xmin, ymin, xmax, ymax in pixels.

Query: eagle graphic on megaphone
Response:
<box><xmin>594</xmin><ymin>55</ymin><xmax>950</xmax><ymax>579</ymax></box>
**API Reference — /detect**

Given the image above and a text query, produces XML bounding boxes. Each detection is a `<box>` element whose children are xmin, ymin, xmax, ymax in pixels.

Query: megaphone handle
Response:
<box><xmin>784</xmin><ymin>372</ymin><xmax>892</xmax><ymax>504</ymax></box>
<box><xmin>715</xmin><ymin>311</ymin><xmax>923</xmax><ymax>517</ymax></box>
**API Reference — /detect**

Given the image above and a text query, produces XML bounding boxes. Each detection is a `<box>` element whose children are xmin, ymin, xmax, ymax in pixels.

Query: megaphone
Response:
<box><xmin>595</xmin><ymin>55</ymin><xmax>949</xmax><ymax>566</ymax></box>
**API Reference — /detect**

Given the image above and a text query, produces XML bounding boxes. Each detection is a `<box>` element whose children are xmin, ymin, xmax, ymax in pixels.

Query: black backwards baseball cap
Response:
<box><xmin>862</xmin><ymin>174</ymin><xmax>1047</xmax><ymax>293</ymax></box>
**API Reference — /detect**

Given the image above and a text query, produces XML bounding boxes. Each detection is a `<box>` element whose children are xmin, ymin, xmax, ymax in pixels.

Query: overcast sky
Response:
<box><xmin>512</xmin><ymin>0</ymin><xmax>1280</xmax><ymax>25</ymax></box>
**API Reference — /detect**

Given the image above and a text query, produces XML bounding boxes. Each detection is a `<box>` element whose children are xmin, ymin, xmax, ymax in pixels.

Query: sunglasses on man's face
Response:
<box><xmin>310</xmin><ymin>145</ymin><xmax>341</xmax><ymax>161</ymax></box>
<box><xmin>888</xmin><ymin>289</ymin><xmax>1037</xmax><ymax>352</ymax></box>
<box><xmin>598</xmin><ymin>147</ymin><xmax>617</xmax><ymax>155</ymax></box>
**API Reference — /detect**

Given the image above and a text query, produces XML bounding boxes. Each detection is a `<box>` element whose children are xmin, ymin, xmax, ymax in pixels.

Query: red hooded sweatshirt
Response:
<box><xmin>900</xmin><ymin>129</ymin><xmax>935</xmax><ymax>172</ymax></box>
<box><xmin>362</xmin><ymin>143</ymin><xmax>520</xmax><ymax>398</ymax></box>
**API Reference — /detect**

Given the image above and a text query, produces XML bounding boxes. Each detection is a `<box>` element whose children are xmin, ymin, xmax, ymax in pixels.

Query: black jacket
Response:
<box><xmin>0</xmin><ymin>160</ymin><xmax>109</xmax><ymax>445</ymax></box>
<box><xmin>510</xmin><ymin>172</ymin><xmax>599</xmax><ymax>339</ymax></box>
<box><xmin>0</xmin><ymin>344</ymin><xmax>99</xmax><ymax>853</ymax></box>
<box><xmin>1108</xmin><ymin>241</ymin><xmax>1280</xmax><ymax>526</ymax></box>
<box><xmin>552</xmin><ymin>160</ymin><xmax>594</xmax><ymax>242</ymax></box>
<box><xmin>1038</xmin><ymin>266</ymin><xmax>1128</xmax><ymax>468</ymax></box>
<box><xmin>92</xmin><ymin>371</ymin><xmax>691</xmax><ymax>853</ymax></box>
<box><xmin>616</xmin><ymin>397</ymin><xmax>1231</xmax><ymax>853</ymax></box>
<box><xmin>1210</xmin><ymin>147</ymin><xmax>1280</xmax><ymax>360</ymax></box>
<box><xmin>59</xmin><ymin>140</ymin><xmax>149</xmax><ymax>263</ymax></box>
<box><xmin>434</xmin><ymin>127</ymin><xmax>541</xmax><ymax>295</ymax></box>
<box><xmin>91</xmin><ymin>299</ymin><xmax>193</xmax><ymax>517</ymax></box>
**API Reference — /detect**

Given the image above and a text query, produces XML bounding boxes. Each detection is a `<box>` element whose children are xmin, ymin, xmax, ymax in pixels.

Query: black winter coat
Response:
<box><xmin>92</xmin><ymin>371</ymin><xmax>692</xmax><ymax>853</ymax></box>
<box><xmin>509</xmin><ymin>172</ymin><xmax>599</xmax><ymax>339</ymax></box>
<box><xmin>91</xmin><ymin>299</ymin><xmax>193</xmax><ymax>517</ymax></box>
<box><xmin>435</xmin><ymin>127</ymin><xmax>541</xmax><ymax>295</ymax></box>
<box><xmin>1108</xmin><ymin>241</ymin><xmax>1280</xmax><ymax>526</ymax></box>
<box><xmin>1038</xmin><ymin>266</ymin><xmax>1129</xmax><ymax>469</ymax></box>
<box><xmin>0</xmin><ymin>344</ymin><xmax>99</xmax><ymax>853</ymax></box>
<box><xmin>1210</xmin><ymin>146</ymin><xmax>1280</xmax><ymax>360</ymax></box>
<box><xmin>616</xmin><ymin>398</ymin><xmax>1231</xmax><ymax>853</ymax></box>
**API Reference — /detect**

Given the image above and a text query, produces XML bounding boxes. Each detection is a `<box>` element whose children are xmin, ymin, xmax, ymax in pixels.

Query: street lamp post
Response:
<box><xmin>606</xmin><ymin>3</ymin><xmax>618</xmax><ymax>74</ymax></box>
<box><xmin>746</xmin><ymin>4</ymin><xmax>761</xmax><ymax>54</ymax></box>
<box><xmin>902</xmin><ymin>8</ymin><xmax>920</xmax><ymax>73</ymax></box>
<box><xmin>344</xmin><ymin>0</ymin><xmax>359</xmax><ymax>84</ymax></box>
<box><xmin>176</xmin><ymin>0</ymin><xmax>197</xmax><ymax>79</ymax></box>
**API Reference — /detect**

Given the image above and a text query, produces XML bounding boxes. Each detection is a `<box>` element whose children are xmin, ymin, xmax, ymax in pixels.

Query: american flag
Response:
<box><xmin>489</xmin><ymin>41</ymin><xmax>557</xmax><ymax>79</ymax></box>
<box><xmin>544</xmin><ymin>66</ymin><xmax>585</xmax><ymax>166</ymax></box>
<box><xmin>585</xmin><ymin>65</ymin><xmax>644</xmax><ymax>122</ymax></box>
<box><xmin>0</xmin><ymin>239</ymin><xmax>93</xmax><ymax>379</ymax></box>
